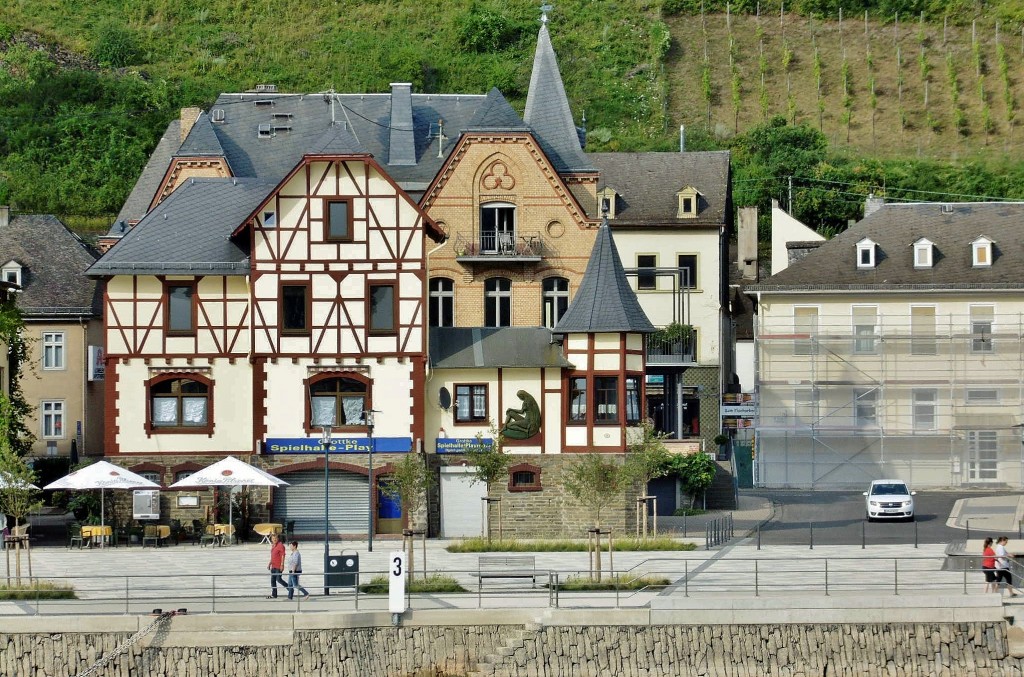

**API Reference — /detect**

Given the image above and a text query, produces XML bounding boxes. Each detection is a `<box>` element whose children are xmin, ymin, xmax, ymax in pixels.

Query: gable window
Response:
<box><xmin>326</xmin><ymin>199</ymin><xmax>353</xmax><ymax>241</ymax></box>
<box><xmin>41</xmin><ymin>400</ymin><xmax>64</xmax><ymax>438</ymax></box>
<box><xmin>913</xmin><ymin>389</ymin><xmax>937</xmax><ymax>431</ymax></box>
<box><xmin>637</xmin><ymin>255</ymin><xmax>657</xmax><ymax>291</ymax></box>
<box><xmin>853</xmin><ymin>388</ymin><xmax>877</xmax><ymax>427</ymax></box>
<box><xmin>856</xmin><ymin>239</ymin><xmax>876</xmax><ymax>268</ymax></box>
<box><xmin>910</xmin><ymin>306</ymin><xmax>937</xmax><ymax>356</ymax></box>
<box><xmin>2</xmin><ymin>261</ymin><xmax>21</xmax><ymax>287</ymax></box>
<box><xmin>507</xmin><ymin>463</ymin><xmax>542</xmax><ymax>492</ymax></box>
<box><xmin>595</xmin><ymin>376</ymin><xmax>619</xmax><ymax>423</ymax></box>
<box><xmin>368</xmin><ymin>283</ymin><xmax>397</xmax><ymax>334</ymax></box>
<box><xmin>455</xmin><ymin>384</ymin><xmax>488</xmax><ymax>423</ymax></box>
<box><xmin>167</xmin><ymin>283</ymin><xmax>195</xmax><ymax>334</ymax></box>
<box><xmin>262</xmin><ymin>210</ymin><xmax>277</xmax><ymax>228</ymax></box>
<box><xmin>676</xmin><ymin>187</ymin><xmax>700</xmax><ymax>218</ymax></box>
<box><xmin>678</xmin><ymin>255</ymin><xmax>698</xmax><ymax>289</ymax></box>
<box><xmin>310</xmin><ymin>375</ymin><xmax>369</xmax><ymax>428</ymax></box>
<box><xmin>281</xmin><ymin>283</ymin><xmax>310</xmax><ymax>334</ymax></box>
<box><xmin>852</xmin><ymin>306</ymin><xmax>878</xmax><ymax>354</ymax></box>
<box><xmin>481</xmin><ymin>203</ymin><xmax>515</xmax><ymax>253</ymax></box>
<box><xmin>913</xmin><ymin>239</ymin><xmax>933</xmax><ymax>268</ymax></box>
<box><xmin>598</xmin><ymin>188</ymin><xmax>618</xmax><ymax>219</ymax></box>
<box><xmin>972</xmin><ymin>238</ymin><xmax>993</xmax><ymax>267</ymax></box>
<box><xmin>970</xmin><ymin>305</ymin><xmax>994</xmax><ymax>353</ymax></box>
<box><xmin>568</xmin><ymin>377</ymin><xmax>587</xmax><ymax>422</ymax></box>
<box><xmin>793</xmin><ymin>306</ymin><xmax>818</xmax><ymax>356</ymax></box>
<box><xmin>42</xmin><ymin>332</ymin><xmax>65</xmax><ymax>370</ymax></box>
<box><xmin>484</xmin><ymin>277</ymin><xmax>511</xmax><ymax>327</ymax></box>
<box><xmin>542</xmin><ymin>277</ymin><xmax>569</xmax><ymax>328</ymax></box>
<box><xmin>149</xmin><ymin>377</ymin><xmax>211</xmax><ymax>432</ymax></box>
<box><xmin>429</xmin><ymin>278</ymin><xmax>454</xmax><ymax>327</ymax></box>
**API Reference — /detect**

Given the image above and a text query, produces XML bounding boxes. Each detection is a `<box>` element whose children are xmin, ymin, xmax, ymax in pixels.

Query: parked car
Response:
<box><xmin>863</xmin><ymin>479</ymin><xmax>915</xmax><ymax>522</ymax></box>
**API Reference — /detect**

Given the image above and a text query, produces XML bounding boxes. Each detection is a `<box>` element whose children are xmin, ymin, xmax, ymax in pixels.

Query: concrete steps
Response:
<box><xmin>705</xmin><ymin>461</ymin><xmax>737</xmax><ymax>510</ymax></box>
<box><xmin>465</xmin><ymin>621</ymin><xmax>545</xmax><ymax>677</ymax></box>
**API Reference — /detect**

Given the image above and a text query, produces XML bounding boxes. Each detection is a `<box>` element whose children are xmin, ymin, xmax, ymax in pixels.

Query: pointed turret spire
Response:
<box><xmin>523</xmin><ymin>11</ymin><xmax>595</xmax><ymax>174</ymax></box>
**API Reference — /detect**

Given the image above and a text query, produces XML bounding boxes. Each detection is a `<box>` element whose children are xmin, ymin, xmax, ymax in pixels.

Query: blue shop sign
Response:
<box><xmin>265</xmin><ymin>437</ymin><xmax>412</xmax><ymax>454</ymax></box>
<box><xmin>435</xmin><ymin>438</ymin><xmax>493</xmax><ymax>454</ymax></box>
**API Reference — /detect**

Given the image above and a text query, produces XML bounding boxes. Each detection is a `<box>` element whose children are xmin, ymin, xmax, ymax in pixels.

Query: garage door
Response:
<box><xmin>440</xmin><ymin>466</ymin><xmax>487</xmax><ymax>537</ymax></box>
<box><xmin>272</xmin><ymin>470</ymin><xmax>368</xmax><ymax>536</ymax></box>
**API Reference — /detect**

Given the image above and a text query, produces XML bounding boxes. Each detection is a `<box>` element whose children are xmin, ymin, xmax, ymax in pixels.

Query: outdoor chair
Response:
<box><xmin>67</xmin><ymin>523</ymin><xmax>84</xmax><ymax>550</ymax></box>
<box><xmin>199</xmin><ymin>524</ymin><xmax>218</xmax><ymax>547</ymax></box>
<box><xmin>170</xmin><ymin>519</ymin><xmax>184</xmax><ymax>544</ymax></box>
<box><xmin>191</xmin><ymin>520</ymin><xmax>206</xmax><ymax>545</ymax></box>
<box><xmin>142</xmin><ymin>525</ymin><xmax>160</xmax><ymax>548</ymax></box>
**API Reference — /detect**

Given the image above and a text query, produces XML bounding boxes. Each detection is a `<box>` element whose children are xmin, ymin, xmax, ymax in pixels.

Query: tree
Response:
<box><xmin>379</xmin><ymin>454</ymin><xmax>435</xmax><ymax>579</ymax></box>
<box><xmin>0</xmin><ymin>395</ymin><xmax>42</xmax><ymax>583</ymax></box>
<box><xmin>0</xmin><ymin>293</ymin><xmax>33</xmax><ymax>457</ymax></box>
<box><xmin>623</xmin><ymin>420</ymin><xmax>671</xmax><ymax>537</ymax></box>
<box><xmin>463</xmin><ymin>424</ymin><xmax>511</xmax><ymax>541</ymax></box>
<box><xmin>666</xmin><ymin>451</ymin><xmax>717</xmax><ymax>509</ymax></box>
<box><xmin>563</xmin><ymin>453</ymin><xmax>627</xmax><ymax>580</ymax></box>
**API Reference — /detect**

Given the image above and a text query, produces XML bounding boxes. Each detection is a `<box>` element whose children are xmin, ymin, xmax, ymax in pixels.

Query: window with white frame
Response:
<box><xmin>542</xmin><ymin>277</ymin><xmax>569</xmax><ymax>328</ymax></box>
<box><xmin>793</xmin><ymin>307</ymin><xmax>819</xmax><ymax>356</ymax></box>
<box><xmin>484</xmin><ymin>277</ymin><xmax>511</xmax><ymax>327</ymax></box>
<box><xmin>137</xmin><ymin>471</ymin><xmax>161</xmax><ymax>484</ymax></box>
<box><xmin>970</xmin><ymin>305</ymin><xmax>994</xmax><ymax>353</ymax></box>
<box><xmin>852</xmin><ymin>306</ymin><xmax>878</xmax><ymax>354</ymax></box>
<box><xmin>913</xmin><ymin>239</ymin><xmax>934</xmax><ymax>268</ymax></box>
<box><xmin>428</xmin><ymin>278</ymin><xmax>454</xmax><ymax>327</ymax></box>
<box><xmin>856</xmin><ymin>238</ymin><xmax>876</xmax><ymax>268</ymax></box>
<box><xmin>853</xmin><ymin>388</ymin><xmax>877</xmax><ymax>426</ymax></box>
<box><xmin>967</xmin><ymin>430</ymin><xmax>999</xmax><ymax>481</ymax></box>
<box><xmin>966</xmin><ymin>388</ymin><xmax>999</xmax><ymax>403</ymax></box>
<box><xmin>2</xmin><ymin>261</ymin><xmax>21</xmax><ymax>286</ymax></box>
<box><xmin>910</xmin><ymin>306</ymin><xmax>937</xmax><ymax>355</ymax></box>
<box><xmin>912</xmin><ymin>389</ymin><xmax>937</xmax><ymax>431</ymax></box>
<box><xmin>972</xmin><ymin>237</ymin><xmax>993</xmax><ymax>267</ymax></box>
<box><xmin>481</xmin><ymin>203</ymin><xmax>515</xmax><ymax>253</ymax></box>
<box><xmin>42</xmin><ymin>332</ymin><xmax>65</xmax><ymax>370</ymax></box>
<box><xmin>454</xmin><ymin>384</ymin><xmax>488</xmax><ymax>423</ymax></box>
<box><xmin>41</xmin><ymin>400</ymin><xmax>64</xmax><ymax>438</ymax></box>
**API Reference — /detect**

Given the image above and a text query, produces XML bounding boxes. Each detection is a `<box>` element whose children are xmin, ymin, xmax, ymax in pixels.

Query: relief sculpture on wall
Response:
<box><xmin>502</xmin><ymin>389</ymin><xmax>541</xmax><ymax>440</ymax></box>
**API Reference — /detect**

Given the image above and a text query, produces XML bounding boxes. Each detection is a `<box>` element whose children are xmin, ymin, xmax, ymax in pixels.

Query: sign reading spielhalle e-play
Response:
<box><xmin>265</xmin><ymin>437</ymin><xmax>412</xmax><ymax>454</ymax></box>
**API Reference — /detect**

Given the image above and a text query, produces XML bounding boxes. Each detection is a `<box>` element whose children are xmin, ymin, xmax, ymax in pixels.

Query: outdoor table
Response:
<box><xmin>81</xmin><ymin>525</ymin><xmax>112</xmax><ymax>547</ymax></box>
<box><xmin>214</xmin><ymin>523</ymin><xmax>235</xmax><ymax>546</ymax></box>
<box><xmin>253</xmin><ymin>523</ymin><xmax>283</xmax><ymax>544</ymax></box>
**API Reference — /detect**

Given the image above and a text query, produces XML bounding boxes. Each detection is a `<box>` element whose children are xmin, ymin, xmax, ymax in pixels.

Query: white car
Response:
<box><xmin>863</xmin><ymin>479</ymin><xmax>916</xmax><ymax>521</ymax></box>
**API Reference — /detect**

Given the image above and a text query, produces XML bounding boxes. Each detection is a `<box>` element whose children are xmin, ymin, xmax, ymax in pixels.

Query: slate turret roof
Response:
<box><xmin>554</xmin><ymin>221</ymin><xmax>655</xmax><ymax>334</ymax></box>
<box><xmin>523</xmin><ymin>22</ymin><xmax>595</xmax><ymax>174</ymax></box>
<box><xmin>177</xmin><ymin>112</ymin><xmax>226</xmax><ymax>157</ymax></box>
<box><xmin>750</xmin><ymin>201</ymin><xmax>1024</xmax><ymax>291</ymax></box>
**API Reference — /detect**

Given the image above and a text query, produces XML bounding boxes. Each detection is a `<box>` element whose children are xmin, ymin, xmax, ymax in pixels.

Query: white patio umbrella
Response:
<box><xmin>0</xmin><ymin>472</ymin><xmax>39</xmax><ymax>490</ymax></box>
<box><xmin>169</xmin><ymin>456</ymin><xmax>288</xmax><ymax>543</ymax></box>
<box><xmin>43</xmin><ymin>461</ymin><xmax>159</xmax><ymax>547</ymax></box>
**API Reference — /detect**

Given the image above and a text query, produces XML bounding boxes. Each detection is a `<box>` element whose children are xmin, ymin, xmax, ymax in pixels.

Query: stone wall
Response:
<box><xmin>2</xmin><ymin>622</ymin><xmax>1021</xmax><ymax>677</ymax></box>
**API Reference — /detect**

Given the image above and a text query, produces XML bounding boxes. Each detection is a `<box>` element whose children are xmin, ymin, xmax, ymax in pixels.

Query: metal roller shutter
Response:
<box><xmin>440</xmin><ymin>466</ymin><xmax>487</xmax><ymax>537</ymax></box>
<box><xmin>272</xmin><ymin>470</ymin><xmax>368</xmax><ymax>536</ymax></box>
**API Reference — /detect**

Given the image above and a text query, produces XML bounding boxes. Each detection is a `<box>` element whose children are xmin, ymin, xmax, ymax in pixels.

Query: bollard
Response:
<box><xmin>894</xmin><ymin>558</ymin><xmax>899</xmax><ymax>596</ymax></box>
<box><xmin>683</xmin><ymin>513</ymin><xmax>687</xmax><ymax>537</ymax></box>
<box><xmin>809</xmin><ymin>522</ymin><xmax>814</xmax><ymax>550</ymax></box>
<box><xmin>967</xmin><ymin>520</ymin><xmax>971</xmax><ymax>540</ymax></box>
<box><xmin>757</xmin><ymin>523</ymin><xmax>761</xmax><ymax>550</ymax></box>
<box><xmin>754</xmin><ymin>560</ymin><xmax>759</xmax><ymax>597</ymax></box>
<box><xmin>914</xmin><ymin>521</ymin><xmax>918</xmax><ymax>549</ymax></box>
<box><xmin>862</xmin><ymin>521</ymin><xmax>866</xmax><ymax>550</ymax></box>
<box><xmin>684</xmin><ymin>560</ymin><xmax>689</xmax><ymax>597</ymax></box>
<box><xmin>824</xmin><ymin>559</ymin><xmax>829</xmax><ymax>596</ymax></box>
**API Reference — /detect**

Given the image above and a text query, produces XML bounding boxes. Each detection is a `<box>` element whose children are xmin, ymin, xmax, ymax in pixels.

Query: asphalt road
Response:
<box><xmin>747</xmin><ymin>490</ymin><xmax>1017</xmax><ymax>546</ymax></box>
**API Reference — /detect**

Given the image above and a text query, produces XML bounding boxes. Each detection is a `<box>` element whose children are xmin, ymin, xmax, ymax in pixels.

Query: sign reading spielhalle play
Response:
<box><xmin>435</xmin><ymin>438</ymin><xmax>493</xmax><ymax>454</ymax></box>
<box><xmin>265</xmin><ymin>437</ymin><xmax>412</xmax><ymax>454</ymax></box>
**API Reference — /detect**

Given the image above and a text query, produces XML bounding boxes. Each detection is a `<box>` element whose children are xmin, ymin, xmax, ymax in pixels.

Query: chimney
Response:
<box><xmin>388</xmin><ymin>83</ymin><xmax>416</xmax><ymax>166</ymax></box>
<box><xmin>738</xmin><ymin>206</ymin><xmax>759</xmax><ymax>281</ymax></box>
<box><xmin>180</xmin><ymin>107</ymin><xmax>202</xmax><ymax>143</ymax></box>
<box><xmin>0</xmin><ymin>206</ymin><xmax>9</xmax><ymax>228</ymax></box>
<box><xmin>864</xmin><ymin>193</ymin><xmax>885</xmax><ymax>217</ymax></box>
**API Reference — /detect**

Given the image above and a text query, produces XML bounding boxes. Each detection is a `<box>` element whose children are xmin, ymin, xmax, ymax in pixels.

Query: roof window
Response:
<box><xmin>676</xmin><ymin>186</ymin><xmax>700</xmax><ymax>219</ymax></box>
<box><xmin>913</xmin><ymin>238</ymin><xmax>934</xmax><ymax>269</ymax></box>
<box><xmin>598</xmin><ymin>188</ymin><xmax>618</xmax><ymax>219</ymax></box>
<box><xmin>856</xmin><ymin>238</ymin><xmax>877</xmax><ymax>269</ymax></box>
<box><xmin>972</xmin><ymin>236</ymin><xmax>993</xmax><ymax>267</ymax></box>
<box><xmin>257</xmin><ymin>123</ymin><xmax>273</xmax><ymax>139</ymax></box>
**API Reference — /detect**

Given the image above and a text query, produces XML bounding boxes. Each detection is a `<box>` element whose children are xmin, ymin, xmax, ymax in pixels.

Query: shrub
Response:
<box><xmin>0</xmin><ymin>581</ymin><xmax>76</xmax><ymax>600</ymax></box>
<box><xmin>457</xmin><ymin>6</ymin><xmax>528</xmax><ymax>53</ymax></box>
<box><xmin>91</xmin><ymin>23</ymin><xmax>141</xmax><ymax>68</ymax></box>
<box><xmin>551</xmin><ymin>575</ymin><xmax>671</xmax><ymax>591</ymax></box>
<box><xmin>359</xmin><ymin>574</ymin><xmax>465</xmax><ymax>594</ymax></box>
<box><xmin>446</xmin><ymin>537</ymin><xmax>695</xmax><ymax>552</ymax></box>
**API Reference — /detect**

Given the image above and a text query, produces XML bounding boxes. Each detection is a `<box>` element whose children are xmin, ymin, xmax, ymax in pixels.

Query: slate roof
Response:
<box><xmin>0</xmin><ymin>215</ymin><xmax>100</xmax><ymax>316</ymax></box>
<box><xmin>467</xmin><ymin>88</ymin><xmax>532</xmax><ymax>131</ymax></box>
<box><xmin>111</xmin><ymin>119</ymin><xmax>182</xmax><ymax>234</ymax></box>
<box><xmin>750</xmin><ymin>202</ymin><xmax>1024</xmax><ymax>291</ymax></box>
<box><xmin>554</xmin><ymin>222</ymin><xmax>656</xmax><ymax>334</ymax></box>
<box><xmin>429</xmin><ymin>327</ymin><xmax>573</xmax><ymax>369</ymax></box>
<box><xmin>588</xmin><ymin>151</ymin><xmax>731</xmax><ymax>227</ymax></box>
<box><xmin>522</xmin><ymin>23</ymin><xmax>594</xmax><ymax>174</ymax></box>
<box><xmin>89</xmin><ymin>178</ymin><xmax>276</xmax><ymax>277</ymax></box>
<box><xmin>177</xmin><ymin>112</ymin><xmax>225</xmax><ymax>157</ymax></box>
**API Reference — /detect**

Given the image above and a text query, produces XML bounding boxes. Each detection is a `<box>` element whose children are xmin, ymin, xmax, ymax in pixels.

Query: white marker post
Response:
<box><xmin>389</xmin><ymin>550</ymin><xmax>407</xmax><ymax>617</ymax></box>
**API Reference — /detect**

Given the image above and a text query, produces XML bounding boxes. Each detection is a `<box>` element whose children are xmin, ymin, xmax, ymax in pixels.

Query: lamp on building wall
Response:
<box><xmin>362</xmin><ymin>409</ymin><xmax>380</xmax><ymax>552</ymax></box>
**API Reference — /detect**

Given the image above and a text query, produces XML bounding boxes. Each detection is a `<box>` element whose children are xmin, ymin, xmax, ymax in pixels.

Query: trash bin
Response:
<box><xmin>324</xmin><ymin>550</ymin><xmax>359</xmax><ymax>594</ymax></box>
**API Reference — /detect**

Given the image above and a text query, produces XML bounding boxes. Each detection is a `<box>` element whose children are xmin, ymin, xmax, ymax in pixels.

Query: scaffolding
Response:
<box><xmin>754</xmin><ymin>311</ymin><xmax>1024</xmax><ymax>489</ymax></box>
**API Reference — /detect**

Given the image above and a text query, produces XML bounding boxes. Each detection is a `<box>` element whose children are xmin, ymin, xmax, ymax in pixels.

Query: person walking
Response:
<box><xmin>982</xmin><ymin>537</ymin><xmax>997</xmax><ymax>593</ymax></box>
<box><xmin>266</xmin><ymin>534</ymin><xmax>286</xmax><ymax>599</ymax></box>
<box><xmin>285</xmin><ymin>540</ymin><xmax>310</xmax><ymax>600</ymax></box>
<box><xmin>995</xmin><ymin>536</ymin><xmax>1021</xmax><ymax>596</ymax></box>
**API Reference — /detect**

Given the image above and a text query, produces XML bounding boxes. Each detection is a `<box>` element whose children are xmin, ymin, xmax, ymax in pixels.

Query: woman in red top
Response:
<box><xmin>982</xmin><ymin>537</ymin><xmax>997</xmax><ymax>593</ymax></box>
<box><xmin>267</xmin><ymin>534</ymin><xmax>287</xmax><ymax>599</ymax></box>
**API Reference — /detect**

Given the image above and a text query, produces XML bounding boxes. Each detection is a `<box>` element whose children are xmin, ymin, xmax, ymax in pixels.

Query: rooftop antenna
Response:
<box><xmin>541</xmin><ymin>4</ymin><xmax>553</xmax><ymax>24</ymax></box>
<box><xmin>427</xmin><ymin>118</ymin><xmax>448</xmax><ymax>158</ymax></box>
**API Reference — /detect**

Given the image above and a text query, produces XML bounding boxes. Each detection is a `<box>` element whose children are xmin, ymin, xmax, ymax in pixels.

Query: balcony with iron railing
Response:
<box><xmin>647</xmin><ymin>331</ymin><xmax>697</xmax><ymax>366</ymax></box>
<box><xmin>453</xmin><ymin>231</ymin><xmax>546</xmax><ymax>262</ymax></box>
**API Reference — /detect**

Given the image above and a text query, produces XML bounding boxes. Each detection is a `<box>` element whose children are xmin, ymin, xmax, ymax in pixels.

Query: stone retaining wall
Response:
<box><xmin>2</xmin><ymin>622</ymin><xmax>1022</xmax><ymax>676</ymax></box>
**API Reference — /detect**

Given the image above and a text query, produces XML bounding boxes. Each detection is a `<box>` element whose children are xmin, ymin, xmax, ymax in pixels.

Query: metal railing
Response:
<box><xmin>646</xmin><ymin>332</ymin><xmax>697</xmax><ymax>365</ymax></box>
<box><xmin>453</xmin><ymin>232</ymin><xmax>545</xmax><ymax>259</ymax></box>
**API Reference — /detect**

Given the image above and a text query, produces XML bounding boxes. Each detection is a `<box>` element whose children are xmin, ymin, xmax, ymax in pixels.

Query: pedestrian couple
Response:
<box><xmin>982</xmin><ymin>536</ymin><xmax>1021</xmax><ymax>596</ymax></box>
<box><xmin>266</xmin><ymin>534</ymin><xmax>310</xmax><ymax>600</ymax></box>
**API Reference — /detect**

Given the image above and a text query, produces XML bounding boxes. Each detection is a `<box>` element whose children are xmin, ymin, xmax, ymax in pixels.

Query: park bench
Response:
<box><xmin>475</xmin><ymin>555</ymin><xmax>537</xmax><ymax>587</ymax></box>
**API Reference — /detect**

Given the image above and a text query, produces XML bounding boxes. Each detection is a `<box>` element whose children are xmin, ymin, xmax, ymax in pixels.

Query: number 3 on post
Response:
<box><xmin>389</xmin><ymin>550</ymin><xmax>407</xmax><ymax>614</ymax></box>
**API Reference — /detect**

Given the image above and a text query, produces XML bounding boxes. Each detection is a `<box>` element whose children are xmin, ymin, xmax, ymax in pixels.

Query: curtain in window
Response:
<box><xmin>311</xmin><ymin>397</ymin><xmax>337</xmax><ymax>426</ymax></box>
<box><xmin>152</xmin><ymin>398</ymin><xmax>178</xmax><ymax>425</ymax></box>
<box><xmin>182</xmin><ymin>397</ymin><xmax>207</xmax><ymax>425</ymax></box>
<box><xmin>342</xmin><ymin>396</ymin><xmax>364</xmax><ymax>425</ymax></box>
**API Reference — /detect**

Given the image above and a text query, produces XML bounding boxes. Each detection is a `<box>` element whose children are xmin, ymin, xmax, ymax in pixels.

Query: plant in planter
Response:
<box><xmin>651</xmin><ymin>322</ymin><xmax>694</xmax><ymax>344</ymax></box>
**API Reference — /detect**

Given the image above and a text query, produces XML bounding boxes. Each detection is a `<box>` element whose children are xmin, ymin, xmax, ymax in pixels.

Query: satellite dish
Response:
<box><xmin>439</xmin><ymin>387</ymin><xmax>452</xmax><ymax>411</ymax></box>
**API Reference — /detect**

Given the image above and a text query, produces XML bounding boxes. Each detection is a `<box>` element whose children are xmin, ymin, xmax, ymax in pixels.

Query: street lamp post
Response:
<box><xmin>363</xmin><ymin>410</ymin><xmax>379</xmax><ymax>552</ymax></box>
<box><xmin>319</xmin><ymin>425</ymin><xmax>332</xmax><ymax>565</ymax></box>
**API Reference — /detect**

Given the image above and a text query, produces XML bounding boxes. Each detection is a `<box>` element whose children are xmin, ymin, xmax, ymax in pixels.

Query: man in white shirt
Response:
<box><xmin>995</xmin><ymin>536</ymin><xmax>1021</xmax><ymax>596</ymax></box>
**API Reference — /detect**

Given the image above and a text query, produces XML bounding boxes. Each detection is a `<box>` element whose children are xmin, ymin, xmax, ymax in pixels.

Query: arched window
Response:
<box><xmin>542</xmin><ymin>277</ymin><xmax>569</xmax><ymax>328</ymax></box>
<box><xmin>310</xmin><ymin>375</ymin><xmax>369</xmax><ymax>428</ymax></box>
<box><xmin>149</xmin><ymin>376</ymin><xmax>211</xmax><ymax>432</ymax></box>
<box><xmin>484</xmin><ymin>277</ymin><xmax>511</xmax><ymax>327</ymax></box>
<box><xmin>174</xmin><ymin>470</ymin><xmax>194</xmax><ymax>483</ymax></box>
<box><xmin>429</xmin><ymin>278</ymin><xmax>454</xmax><ymax>327</ymax></box>
<box><xmin>481</xmin><ymin>202</ymin><xmax>515</xmax><ymax>253</ymax></box>
<box><xmin>138</xmin><ymin>471</ymin><xmax>161</xmax><ymax>484</ymax></box>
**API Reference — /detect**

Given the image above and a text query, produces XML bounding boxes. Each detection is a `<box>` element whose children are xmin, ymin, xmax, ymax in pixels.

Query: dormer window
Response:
<box><xmin>1</xmin><ymin>260</ymin><xmax>22</xmax><ymax>287</ymax></box>
<box><xmin>598</xmin><ymin>188</ymin><xmax>618</xmax><ymax>219</ymax></box>
<box><xmin>676</xmin><ymin>186</ymin><xmax>700</xmax><ymax>219</ymax></box>
<box><xmin>913</xmin><ymin>238</ymin><xmax>934</xmax><ymax>268</ymax></box>
<box><xmin>856</xmin><ymin>238</ymin><xmax>877</xmax><ymax>269</ymax></box>
<box><xmin>972</xmin><ymin>236</ymin><xmax>993</xmax><ymax>267</ymax></box>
